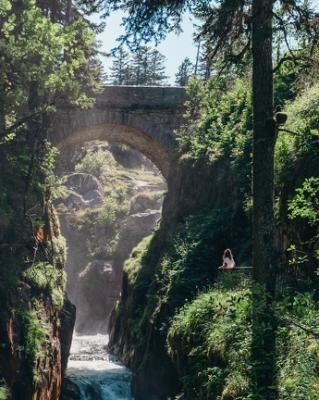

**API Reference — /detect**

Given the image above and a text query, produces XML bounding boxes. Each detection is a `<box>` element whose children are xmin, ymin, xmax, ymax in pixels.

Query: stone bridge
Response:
<box><xmin>52</xmin><ymin>85</ymin><xmax>186</xmax><ymax>179</ymax></box>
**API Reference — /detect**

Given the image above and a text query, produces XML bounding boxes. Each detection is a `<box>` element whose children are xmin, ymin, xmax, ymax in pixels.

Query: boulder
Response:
<box><xmin>63</xmin><ymin>191</ymin><xmax>87</xmax><ymax>211</ymax></box>
<box><xmin>82</xmin><ymin>189</ymin><xmax>104</xmax><ymax>206</ymax></box>
<box><xmin>130</xmin><ymin>192</ymin><xmax>162</xmax><ymax>214</ymax></box>
<box><xmin>123</xmin><ymin>210</ymin><xmax>161</xmax><ymax>234</ymax></box>
<box><xmin>65</xmin><ymin>173</ymin><xmax>103</xmax><ymax>198</ymax></box>
<box><xmin>59</xmin><ymin>173</ymin><xmax>104</xmax><ymax>210</ymax></box>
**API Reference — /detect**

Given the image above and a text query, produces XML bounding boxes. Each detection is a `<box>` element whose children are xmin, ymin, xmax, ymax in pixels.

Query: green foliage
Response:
<box><xmin>178</xmin><ymin>78</ymin><xmax>252</xmax><ymax>164</ymax></box>
<box><xmin>0</xmin><ymin>384</ymin><xmax>9</xmax><ymax>400</ymax></box>
<box><xmin>112</xmin><ymin>208</ymin><xmax>251</xmax><ymax>381</ymax></box>
<box><xmin>16</xmin><ymin>307</ymin><xmax>47</xmax><ymax>383</ymax></box>
<box><xmin>285</xmin><ymin>178</ymin><xmax>319</xmax><ymax>272</ymax></box>
<box><xmin>275</xmin><ymin>83</ymin><xmax>319</xmax><ymax>186</ymax></box>
<box><xmin>275</xmin><ymin>292</ymin><xmax>319</xmax><ymax>400</ymax></box>
<box><xmin>168</xmin><ymin>274</ymin><xmax>253</xmax><ymax>400</ymax></box>
<box><xmin>168</xmin><ymin>275</ymin><xmax>319</xmax><ymax>400</ymax></box>
<box><xmin>175</xmin><ymin>57</ymin><xmax>193</xmax><ymax>86</ymax></box>
<box><xmin>288</xmin><ymin>177</ymin><xmax>319</xmax><ymax>227</ymax></box>
<box><xmin>97</xmin><ymin>197</ymin><xmax>128</xmax><ymax>225</ymax></box>
<box><xmin>75</xmin><ymin>150</ymin><xmax>116</xmax><ymax>179</ymax></box>
<box><xmin>23</xmin><ymin>262</ymin><xmax>65</xmax><ymax>309</ymax></box>
<box><xmin>0</xmin><ymin>0</ymin><xmax>99</xmax><ymax>122</ymax></box>
<box><xmin>177</xmin><ymin>77</ymin><xmax>252</xmax><ymax>206</ymax></box>
<box><xmin>274</xmin><ymin>61</ymin><xmax>298</xmax><ymax>106</ymax></box>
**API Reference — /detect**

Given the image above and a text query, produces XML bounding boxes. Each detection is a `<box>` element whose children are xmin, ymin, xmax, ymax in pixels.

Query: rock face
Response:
<box><xmin>0</xmin><ymin>205</ymin><xmax>75</xmax><ymax>400</ymax></box>
<box><xmin>76</xmin><ymin>260</ymin><xmax>118</xmax><ymax>333</ymax></box>
<box><xmin>0</xmin><ymin>290</ymin><xmax>62</xmax><ymax>400</ymax></box>
<box><xmin>129</xmin><ymin>192</ymin><xmax>162</xmax><ymax>214</ymax></box>
<box><xmin>59</xmin><ymin>299</ymin><xmax>76</xmax><ymax>375</ymax></box>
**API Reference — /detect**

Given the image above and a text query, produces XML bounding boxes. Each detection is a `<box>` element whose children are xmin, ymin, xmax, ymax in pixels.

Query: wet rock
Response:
<box><xmin>61</xmin><ymin>378</ymin><xmax>81</xmax><ymax>400</ymax></box>
<box><xmin>76</xmin><ymin>261</ymin><xmax>119</xmax><ymax>334</ymax></box>
<box><xmin>59</xmin><ymin>298</ymin><xmax>76</xmax><ymax>376</ymax></box>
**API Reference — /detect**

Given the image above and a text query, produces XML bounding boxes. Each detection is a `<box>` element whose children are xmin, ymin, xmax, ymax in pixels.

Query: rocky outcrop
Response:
<box><xmin>59</xmin><ymin>299</ymin><xmax>76</xmax><ymax>376</ymax></box>
<box><xmin>0</xmin><ymin>290</ymin><xmax>60</xmax><ymax>400</ymax></box>
<box><xmin>129</xmin><ymin>192</ymin><xmax>162</xmax><ymax>214</ymax></box>
<box><xmin>62</xmin><ymin>173</ymin><xmax>104</xmax><ymax>211</ymax></box>
<box><xmin>0</xmin><ymin>203</ymin><xmax>75</xmax><ymax>400</ymax></box>
<box><xmin>76</xmin><ymin>260</ymin><xmax>118</xmax><ymax>333</ymax></box>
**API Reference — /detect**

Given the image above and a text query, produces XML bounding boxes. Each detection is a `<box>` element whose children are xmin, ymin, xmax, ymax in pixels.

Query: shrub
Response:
<box><xmin>75</xmin><ymin>150</ymin><xmax>116</xmax><ymax>179</ymax></box>
<box><xmin>97</xmin><ymin>197</ymin><xmax>128</xmax><ymax>225</ymax></box>
<box><xmin>168</xmin><ymin>273</ymin><xmax>253</xmax><ymax>400</ymax></box>
<box><xmin>168</xmin><ymin>273</ymin><xmax>319</xmax><ymax>400</ymax></box>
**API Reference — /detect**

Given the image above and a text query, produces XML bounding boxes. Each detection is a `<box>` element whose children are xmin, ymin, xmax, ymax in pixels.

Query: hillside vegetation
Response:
<box><xmin>109</xmin><ymin>70</ymin><xmax>319</xmax><ymax>399</ymax></box>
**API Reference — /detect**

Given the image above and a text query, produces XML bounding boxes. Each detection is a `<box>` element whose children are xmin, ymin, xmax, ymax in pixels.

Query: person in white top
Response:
<box><xmin>219</xmin><ymin>248</ymin><xmax>235</xmax><ymax>270</ymax></box>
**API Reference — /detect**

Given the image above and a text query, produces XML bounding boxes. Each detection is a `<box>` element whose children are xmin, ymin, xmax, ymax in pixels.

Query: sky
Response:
<box><xmin>92</xmin><ymin>11</ymin><xmax>198</xmax><ymax>84</ymax></box>
<box><xmin>94</xmin><ymin>0</ymin><xmax>319</xmax><ymax>85</ymax></box>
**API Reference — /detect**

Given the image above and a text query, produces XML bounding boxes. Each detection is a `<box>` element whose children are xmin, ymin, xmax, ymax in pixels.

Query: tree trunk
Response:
<box><xmin>0</xmin><ymin>79</ymin><xmax>5</xmax><ymax>134</ymax></box>
<box><xmin>252</xmin><ymin>0</ymin><xmax>277</xmax><ymax>292</ymax></box>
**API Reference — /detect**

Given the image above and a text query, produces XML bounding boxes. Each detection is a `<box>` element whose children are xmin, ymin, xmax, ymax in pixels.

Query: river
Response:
<box><xmin>66</xmin><ymin>334</ymin><xmax>133</xmax><ymax>400</ymax></box>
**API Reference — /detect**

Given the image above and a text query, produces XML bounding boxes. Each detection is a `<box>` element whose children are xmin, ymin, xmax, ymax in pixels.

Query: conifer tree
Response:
<box><xmin>130</xmin><ymin>46</ymin><xmax>167</xmax><ymax>85</ymax></box>
<box><xmin>175</xmin><ymin>57</ymin><xmax>193</xmax><ymax>86</ymax></box>
<box><xmin>131</xmin><ymin>46</ymin><xmax>150</xmax><ymax>85</ymax></box>
<box><xmin>109</xmin><ymin>48</ymin><xmax>131</xmax><ymax>85</ymax></box>
<box><xmin>149</xmin><ymin>49</ymin><xmax>167</xmax><ymax>85</ymax></box>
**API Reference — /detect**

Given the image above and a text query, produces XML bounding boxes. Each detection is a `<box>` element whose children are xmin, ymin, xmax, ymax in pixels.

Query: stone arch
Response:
<box><xmin>51</xmin><ymin>86</ymin><xmax>186</xmax><ymax>180</ymax></box>
<box><xmin>56</xmin><ymin>123</ymin><xmax>171</xmax><ymax>179</ymax></box>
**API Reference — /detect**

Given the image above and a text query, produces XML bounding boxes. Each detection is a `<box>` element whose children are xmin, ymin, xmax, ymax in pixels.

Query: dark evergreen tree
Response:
<box><xmin>175</xmin><ymin>57</ymin><xmax>193</xmax><ymax>86</ymax></box>
<box><xmin>149</xmin><ymin>49</ymin><xmax>167</xmax><ymax>85</ymax></box>
<box><xmin>197</xmin><ymin>43</ymin><xmax>213</xmax><ymax>81</ymax></box>
<box><xmin>109</xmin><ymin>48</ymin><xmax>131</xmax><ymax>85</ymax></box>
<box><xmin>131</xmin><ymin>46</ymin><xmax>150</xmax><ymax>85</ymax></box>
<box><xmin>130</xmin><ymin>46</ymin><xmax>167</xmax><ymax>85</ymax></box>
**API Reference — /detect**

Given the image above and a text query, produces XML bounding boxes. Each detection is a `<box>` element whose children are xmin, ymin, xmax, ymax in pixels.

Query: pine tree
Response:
<box><xmin>149</xmin><ymin>49</ymin><xmax>167</xmax><ymax>85</ymax></box>
<box><xmin>197</xmin><ymin>44</ymin><xmax>213</xmax><ymax>81</ymax></box>
<box><xmin>109</xmin><ymin>48</ymin><xmax>131</xmax><ymax>85</ymax></box>
<box><xmin>128</xmin><ymin>46</ymin><xmax>167</xmax><ymax>85</ymax></box>
<box><xmin>175</xmin><ymin>57</ymin><xmax>193</xmax><ymax>86</ymax></box>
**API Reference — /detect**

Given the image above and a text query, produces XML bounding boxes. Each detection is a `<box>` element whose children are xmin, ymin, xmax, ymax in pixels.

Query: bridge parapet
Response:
<box><xmin>96</xmin><ymin>85</ymin><xmax>186</xmax><ymax>110</ymax></box>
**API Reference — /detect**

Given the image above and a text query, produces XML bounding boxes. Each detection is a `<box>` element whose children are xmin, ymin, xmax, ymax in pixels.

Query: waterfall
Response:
<box><xmin>66</xmin><ymin>334</ymin><xmax>132</xmax><ymax>400</ymax></box>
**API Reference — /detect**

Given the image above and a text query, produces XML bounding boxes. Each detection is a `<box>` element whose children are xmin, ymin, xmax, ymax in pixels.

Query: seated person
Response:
<box><xmin>219</xmin><ymin>248</ymin><xmax>235</xmax><ymax>270</ymax></box>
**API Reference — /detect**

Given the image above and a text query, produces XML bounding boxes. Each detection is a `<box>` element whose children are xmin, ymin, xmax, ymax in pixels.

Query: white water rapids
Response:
<box><xmin>66</xmin><ymin>334</ymin><xmax>133</xmax><ymax>400</ymax></box>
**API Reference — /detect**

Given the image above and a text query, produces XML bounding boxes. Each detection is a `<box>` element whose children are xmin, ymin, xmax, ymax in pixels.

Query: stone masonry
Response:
<box><xmin>51</xmin><ymin>86</ymin><xmax>186</xmax><ymax>179</ymax></box>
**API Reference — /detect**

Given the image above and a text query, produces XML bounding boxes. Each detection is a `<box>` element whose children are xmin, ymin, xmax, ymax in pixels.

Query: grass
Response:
<box><xmin>167</xmin><ymin>273</ymin><xmax>319</xmax><ymax>400</ymax></box>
